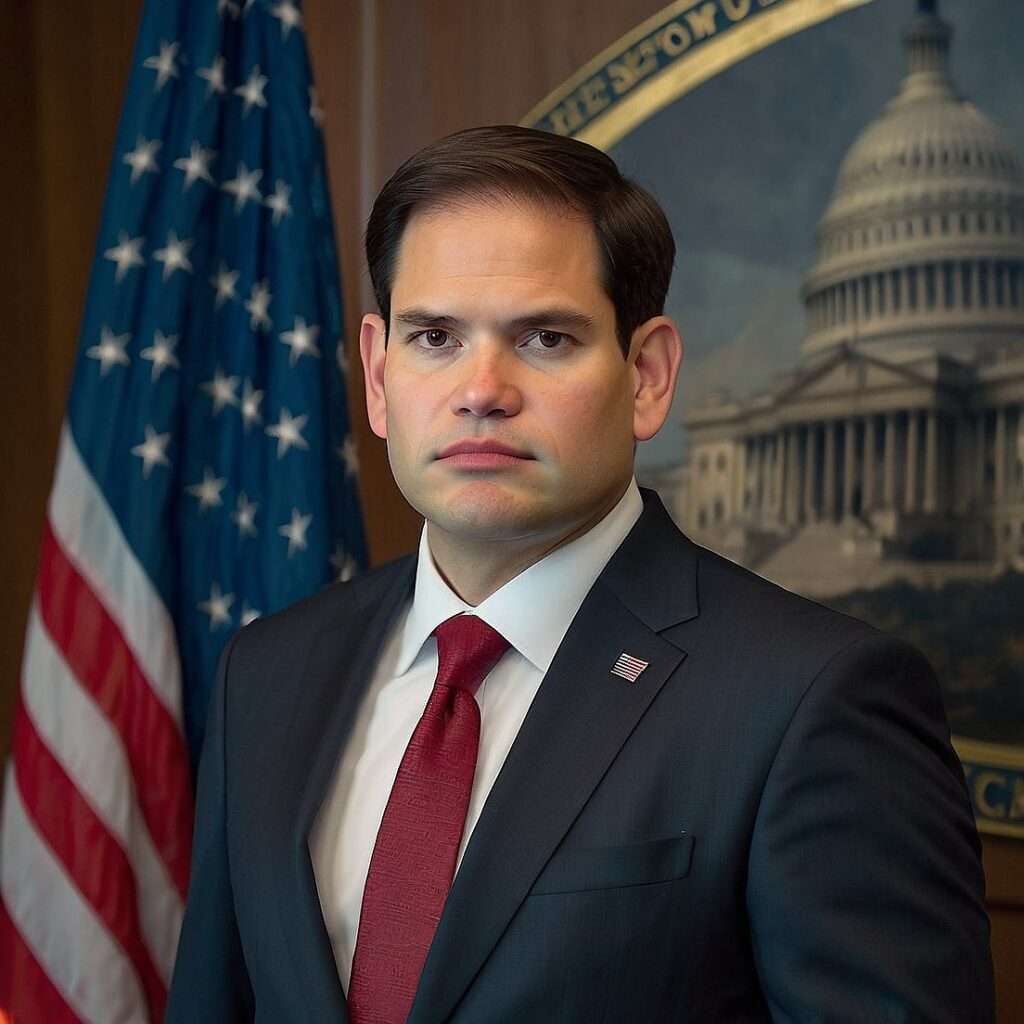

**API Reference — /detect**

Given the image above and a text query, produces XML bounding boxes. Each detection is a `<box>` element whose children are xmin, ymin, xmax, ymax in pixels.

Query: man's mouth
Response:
<box><xmin>435</xmin><ymin>440</ymin><xmax>535</xmax><ymax>468</ymax></box>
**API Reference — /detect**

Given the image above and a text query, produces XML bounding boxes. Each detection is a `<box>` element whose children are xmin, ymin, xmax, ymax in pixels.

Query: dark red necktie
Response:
<box><xmin>347</xmin><ymin>613</ymin><xmax>510</xmax><ymax>1024</ymax></box>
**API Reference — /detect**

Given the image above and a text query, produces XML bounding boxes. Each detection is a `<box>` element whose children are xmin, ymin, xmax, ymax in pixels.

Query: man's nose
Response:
<box><xmin>450</xmin><ymin>345</ymin><xmax>523</xmax><ymax>419</ymax></box>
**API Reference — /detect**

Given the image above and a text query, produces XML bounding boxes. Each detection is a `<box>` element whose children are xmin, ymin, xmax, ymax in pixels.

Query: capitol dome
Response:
<box><xmin>801</xmin><ymin>0</ymin><xmax>1024</xmax><ymax>361</ymax></box>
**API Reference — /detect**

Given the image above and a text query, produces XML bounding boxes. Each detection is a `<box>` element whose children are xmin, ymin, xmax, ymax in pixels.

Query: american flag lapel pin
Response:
<box><xmin>611</xmin><ymin>652</ymin><xmax>649</xmax><ymax>683</ymax></box>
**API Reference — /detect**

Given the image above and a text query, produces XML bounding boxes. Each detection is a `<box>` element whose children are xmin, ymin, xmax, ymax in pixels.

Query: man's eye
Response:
<box><xmin>523</xmin><ymin>330</ymin><xmax>567</xmax><ymax>350</ymax></box>
<box><xmin>414</xmin><ymin>329</ymin><xmax>454</xmax><ymax>348</ymax></box>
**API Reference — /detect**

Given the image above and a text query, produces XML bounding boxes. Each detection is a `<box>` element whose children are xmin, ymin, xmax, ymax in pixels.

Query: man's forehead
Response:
<box><xmin>391</xmin><ymin>196</ymin><xmax>607</xmax><ymax>304</ymax></box>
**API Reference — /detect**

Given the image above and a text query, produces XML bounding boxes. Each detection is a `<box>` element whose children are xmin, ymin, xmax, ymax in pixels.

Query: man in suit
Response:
<box><xmin>168</xmin><ymin>125</ymin><xmax>994</xmax><ymax>1022</ymax></box>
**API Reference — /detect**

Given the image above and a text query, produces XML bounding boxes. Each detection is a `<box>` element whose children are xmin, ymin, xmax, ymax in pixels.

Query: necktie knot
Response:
<box><xmin>432</xmin><ymin>614</ymin><xmax>510</xmax><ymax>696</ymax></box>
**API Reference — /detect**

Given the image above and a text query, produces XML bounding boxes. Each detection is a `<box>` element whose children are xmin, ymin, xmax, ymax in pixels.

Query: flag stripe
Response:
<box><xmin>1</xmin><ymin>767</ymin><xmax>148</xmax><ymax>1023</ymax></box>
<box><xmin>11</xmin><ymin>700</ymin><xmax>168</xmax><ymax>1021</ymax></box>
<box><xmin>49</xmin><ymin>425</ymin><xmax>183</xmax><ymax>722</ymax></box>
<box><xmin>20</xmin><ymin>604</ymin><xmax>184</xmax><ymax>982</ymax></box>
<box><xmin>0</xmin><ymin>895</ymin><xmax>79</xmax><ymax>1024</ymax></box>
<box><xmin>36</xmin><ymin>520</ymin><xmax>193</xmax><ymax>898</ymax></box>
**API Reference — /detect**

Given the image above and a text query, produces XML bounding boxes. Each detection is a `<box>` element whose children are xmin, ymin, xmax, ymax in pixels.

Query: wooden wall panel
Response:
<box><xmin>0</xmin><ymin>0</ymin><xmax>141</xmax><ymax>766</ymax></box>
<box><xmin>4</xmin><ymin>1</ymin><xmax>1023</xmax><ymax>1018</ymax></box>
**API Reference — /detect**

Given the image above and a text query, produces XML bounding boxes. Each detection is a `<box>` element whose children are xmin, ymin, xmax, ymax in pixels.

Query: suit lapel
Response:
<box><xmin>273</xmin><ymin>557</ymin><xmax>416</xmax><ymax>1021</ymax></box>
<box><xmin>409</xmin><ymin>492</ymin><xmax>699</xmax><ymax>1023</ymax></box>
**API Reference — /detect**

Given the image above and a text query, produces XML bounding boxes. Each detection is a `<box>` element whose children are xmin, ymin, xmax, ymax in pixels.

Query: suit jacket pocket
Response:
<box><xmin>530</xmin><ymin>833</ymin><xmax>694</xmax><ymax>895</ymax></box>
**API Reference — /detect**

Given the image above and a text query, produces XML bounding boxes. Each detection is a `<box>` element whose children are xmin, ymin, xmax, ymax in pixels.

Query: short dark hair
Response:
<box><xmin>364</xmin><ymin>125</ymin><xmax>675</xmax><ymax>356</ymax></box>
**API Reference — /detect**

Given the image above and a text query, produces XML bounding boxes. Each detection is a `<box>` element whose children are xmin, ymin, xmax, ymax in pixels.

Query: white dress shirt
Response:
<box><xmin>310</xmin><ymin>479</ymin><xmax>643</xmax><ymax>988</ymax></box>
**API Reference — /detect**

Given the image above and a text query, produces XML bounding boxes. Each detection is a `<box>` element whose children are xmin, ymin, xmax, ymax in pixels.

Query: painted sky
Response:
<box><xmin>613</xmin><ymin>0</ymin><xmax>1024</xmax><ymax>469</ymax></box>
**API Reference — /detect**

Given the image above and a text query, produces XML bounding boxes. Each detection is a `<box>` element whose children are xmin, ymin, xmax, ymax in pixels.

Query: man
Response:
<box><xmin>168</xmin><ymin>125</ymin><xmax>993</xmax><ymax>1022</ymax></box>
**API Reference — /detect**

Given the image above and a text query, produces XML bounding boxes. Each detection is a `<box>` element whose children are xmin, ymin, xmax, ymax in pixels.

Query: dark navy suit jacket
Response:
<box><xmin>167</xmin><ymin>490</ymin><xmax>994</xmax><ymax>1022</ymax></box>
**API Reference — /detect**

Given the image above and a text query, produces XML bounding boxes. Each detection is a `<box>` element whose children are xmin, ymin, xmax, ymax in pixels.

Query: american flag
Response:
<box><xmin>0</xmin><ymin>0</ymin><xmax>366</xmax><ymax>1019</ymax></box>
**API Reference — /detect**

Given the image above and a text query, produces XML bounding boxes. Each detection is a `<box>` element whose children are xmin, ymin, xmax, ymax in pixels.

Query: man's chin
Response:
<box><xmin>420</xmin><ymin>488</ymin><xmax>560</xmax><ymax>544</ymax></box>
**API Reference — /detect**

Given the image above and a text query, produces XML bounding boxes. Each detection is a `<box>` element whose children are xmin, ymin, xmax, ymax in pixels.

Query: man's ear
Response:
<box><xmin>360</xmin><ymin>313</ymin><xmax>389</xmax><ymax>440</ymax></box>
<box><xmin>629</xmin><ymin>316</ymin><xmax>684</xmax><ymax>442</ymax></box>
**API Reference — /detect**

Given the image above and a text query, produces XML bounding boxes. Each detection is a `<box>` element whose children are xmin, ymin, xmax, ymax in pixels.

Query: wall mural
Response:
<box><xmin>527</xmin><ymin>0</ymin><xmax>1024</xmax><ymax>837</ymax></box>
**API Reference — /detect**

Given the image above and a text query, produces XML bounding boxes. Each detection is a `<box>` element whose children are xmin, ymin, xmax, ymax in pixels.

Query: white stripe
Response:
<box><xmin>1</xmin><ymin>766</ymin><xmax>149</xmax><ymax>1023</ymax></box>
<box><xmin>22</xmin><ymin>606</ymin><xmax>184</xmax><ymax>983</ymax></box>
<box><xmin>48</xmin><ymin>423</ymin><xmax>183</xmax><ymax>723</ymax></box>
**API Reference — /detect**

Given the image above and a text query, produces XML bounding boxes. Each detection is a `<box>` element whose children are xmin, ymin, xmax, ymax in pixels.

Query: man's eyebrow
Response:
<box><xmin>392</xmin><ymin>307</ymin><xmax>598</xmax><ymax>334</ymax></box>
<box><xmin>392</xmin><ymin>309</ymin><xmax>468</xmax><ymax>331</ymax></box>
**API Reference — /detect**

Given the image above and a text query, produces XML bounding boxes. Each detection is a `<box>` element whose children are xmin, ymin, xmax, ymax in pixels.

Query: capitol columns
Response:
<box><xmin>994</xmin><ymin>405</ymin><xmax>1007</xmax><ymax>502</ymax></box>
<box><xmin>883</xmin><ymin>412</ymin><xmax>897</xmax><ymax>509</ymax></box>
<box><xmin>843</xmin><ymin>417</ymin><xmax>857</xmax><ymax>518</ymax></box>
<box><xmin>786</xmin><ymin>427</ymin><xmax>801</xmax><ymax>525</ymax></box>
<box><xmin>823</xmin><ymin>420</ymin><xmax>838</xmax><ymax>521</ymax></box>
<box><xmin>863</xmin><ymin>416</ymin><xmax>877</xmax><ymax>512</ymax></box>
<box><xmin>975</xmin><ymin>412</ymin><xmax>987</xmax><ymax>505</ymax></box>
<box><xmin>905</xmin><ymin>410</ymin><xmax>919</xmax><ymax>513</ymax></box>
<box><xmin>803</xmin><ymin>423</ymin><xmax>818</xmax><ymax>522</ymax></box>
<box><xmin>734</xmin><ymin>438</ymin><xmax>747</xmax><ymax>522</ymax></box>
<box><xmin>924</xmin><ymin>409</ymin><xmax>939</xmax><ymax>514</ymax></box>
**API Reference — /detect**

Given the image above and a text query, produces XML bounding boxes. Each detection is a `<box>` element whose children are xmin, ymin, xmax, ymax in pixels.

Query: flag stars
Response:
<box><xmin>143</xmin><ymin>40</ymin><xmax>180</xmax><ymax>91</ymax></box>
<box><xmin>86</xmin><ymin>325</ymin><xmax>130</xmax><ymax>375</ymax></box>
<box><xmin>245</xmin><ymin>279</ymin><xmax>272</xmax><ymax>331</ymax></box>
<box><xmin>198</xmin><ymin>582</ymin><xmax>234</xmax><ymax>630</ymax></box>
<box><xmin>280</xmin><ymin>317</ymin><xmax>321</xmax><ymax>365</ymax></box>
<box><xmin>330</xmin><ymin>543</ymin><xmax>358</xmax><ymax>582</ymax></box>
<box><xmin>131</xmin><ymin>425</ymin><xmax>172</xmax><ymax>478</ymax></box>
<box><xmin>186</xmin><ymin>467</ymin><xmax>227</xmax><ymax>511</ymax></box>
<box><xmin>266</xmin><ymin>408</ymin><xmax>309</xmax><ymax>457</ymax></box>
<box><xmin>241</xmin><ymin>378</ymin><xmax>264</xmax><ymax>430</ymax></box>
<box><xmin>309</xmin><ymin>86</ymin><xmax>325</xmax><ymax>126</ymax></box>
<box><xmin>153</xmin><ymin>230</ymin><xmax>194</xmax><ymax>280</ymax></box>
<box><xmin>240</xmin><ymin>604</ymin><xmax>261</xmax><ymax>627</ymax></box>
<box><xmin>270</xmin><ymin>1</ymin><xmax>303</xmax><ymax>38</ymax></box>
<box><xmin>265</xmin><ymin>180</ymin><xmax>293</xmax><ymax>225</ymax></box>
<box><xmin>338</xmin><ymin>434</ymin><xmax>359</xmax><ymax>477</ymax></box>
<box><xmin>217</xmin><ymin>0</ymin><xmax>240</xmax><ymax>18</ymax></box>
<box><xmin>279</xmin><ymin>508</ymin><xmax>313</xmax><ymax>557</ymax></box>
<box><xmin>201</xmin><ymin>367</ymin><xmax>240</xmax><ymax>414</ymax></box>
<box><xmin>104</xmin><ymin>232</ymin><xmax>145</xmax><ymax>282</ymax></box>
<box><xmin>123</xmin><ymin>136</ymin><xmax>161</xmax><ymax>184</ymax></box>
<box><xmin>197</xmin><ymin>55</ymin><xmax>227</xmax><ymax>96</ymax></box>
<box><xmin>141</xmin><ymin>331</ymin><xmax>180</xmax><ymax>380</ymax></box>
<box><xmin>222</xmin><ymin>162</ymin><xmax>263</xmax><ymax>212</ymax></box>
<box><xmin>232</xmin><ymin>492</ymin><xmax>259</xmax><ymax>537</ymax></box>
<box><xmin>210</xmin><ymin>262</ymin><xmax>240</xmax><ymax>308</ymax></box>
<box><xmin>174</xmin><ymin>141</ymin><xmax>216</xmax><ymax>189</ymax></box>
<box><xmin>234</xmin><ymin>65</ymin><xmax>268</xmax><ymax>116</ymax></box>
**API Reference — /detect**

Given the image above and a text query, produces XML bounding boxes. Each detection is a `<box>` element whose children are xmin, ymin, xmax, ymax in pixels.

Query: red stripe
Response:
<box><xmin>0</xmin><ymin>877</ymin><xmax>81</xmax><ymax>1024</ymax></box>
<box><xmin>12</xmin><ymin>701</ymin><xmax>167</xmax><ymax>1021</ymax></box>
<box><xmin>36</xmin><ymin>520</ymin><xmax>192</xmax><ymax>897</ymax></box>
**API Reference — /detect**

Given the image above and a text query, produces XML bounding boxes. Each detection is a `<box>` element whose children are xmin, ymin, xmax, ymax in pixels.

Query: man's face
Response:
<box><xmin>361</xmin><ymin>197</ymin><xmax>650</xmax><ymax>548</ymax></box>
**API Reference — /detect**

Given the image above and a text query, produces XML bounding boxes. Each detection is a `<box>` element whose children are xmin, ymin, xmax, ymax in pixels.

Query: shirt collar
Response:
<box><xmin>396</xmin><ymin>479</ymin><xmax>643</xmax><ymax>676</ymax></box>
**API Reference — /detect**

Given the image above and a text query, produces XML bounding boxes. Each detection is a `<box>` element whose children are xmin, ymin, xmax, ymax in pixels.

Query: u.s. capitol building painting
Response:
<box><xmin>660</xmin><ymin>1</ymin><xmax>1024</xmax><ymax>599</ymax></box>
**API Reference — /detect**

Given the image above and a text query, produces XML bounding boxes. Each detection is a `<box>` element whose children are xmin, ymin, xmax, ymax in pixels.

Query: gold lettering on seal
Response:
<box><xmin>608</xmin><ymin>38</ymin><xmax>659</xmax><ymax>96</ymax></box>
<box><xmin>547</xmin><ymin>75</ymin><xmax>612</xmax><ymax>134</ymax></box>
<box><xmin>685</xmin><ymin>3</ymin><xmax>719</xmax><ymax>41</ymax></box>
<box><xmin>974</xmin><ymin>770</ymin><xmax>1009</xmax><ymax>819</ymax></box>
<box><xmin>1012</xmin><ymin>777</ymin><xmax>1024</xmax><ymax>820</ymax></box>
<box><xmin>579</xmin><ymin>77</ymin><xmax>611</xmax><ymax>117</ymax></box>
<box><xmin>658</xmin><ymin>21</ymin><xmax>692</xmax><ymax>58</ymax></box>
<box><xmin>721</xmin><ymin>0</ymin><xmax>752</xmax><ymax>20</ymax></box>
<box><xmin>547</xmin><ymin>98</ymin><xmax>584</xmax><ymax>136</ymax></box>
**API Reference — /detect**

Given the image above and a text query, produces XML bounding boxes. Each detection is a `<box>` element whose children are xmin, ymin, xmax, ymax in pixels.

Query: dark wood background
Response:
<box><xmin>2</xmin><ymin>0</ymin><xmax>1021</xmax><ymax>1016</ymax></box>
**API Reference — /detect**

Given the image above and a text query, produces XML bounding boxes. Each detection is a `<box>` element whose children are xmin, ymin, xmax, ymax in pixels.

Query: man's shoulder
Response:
<box><xmin>678</xmin><ymin>533</ymin><xmax>901</xmax><ymax>679</ymax></box>
<box><xmin>231</xmin><ymin>553</ymin><xmax>416</xmax><ymax>655</ymax></box>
